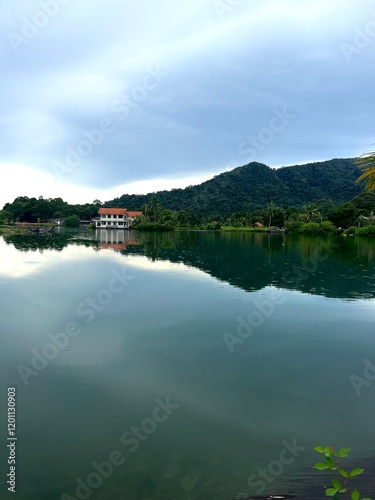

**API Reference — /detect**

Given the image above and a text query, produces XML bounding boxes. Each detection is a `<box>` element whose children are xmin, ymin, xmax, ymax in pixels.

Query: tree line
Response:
<box><xmin>0</xmin><ymin>196</ymin><xmax>101</xmax><ymax>225</ymax></box>
<box><xmin>1</xmin><ymin>191</ymin><xmax>375</xmax><ymax>232</ymax></box>
<box><xmin>134</xmin><ymin>192</ymin><xmax>375</xmax><ymax>231</ymax></box>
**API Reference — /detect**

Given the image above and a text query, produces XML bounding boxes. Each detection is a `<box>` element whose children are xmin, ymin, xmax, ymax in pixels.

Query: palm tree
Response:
<box><xmin>149</xmin><ymin>196</ymin><xmax>161</xmax><ymax>223</ymax></box>
<box><xmin>303</xmin><ymin>203</ymin><xmax>321</xmax><ymax>222</ymax></box>
<box><xmin>356</xmin><ymin>150</ymin><xmax>375</xmax><ymax>191</ymax></box>
<box><xmin>265</xmin><ymin>201</ymin><xmax>276</xmax><ymax>228</ymax></box>
<box><xmin>142</xmin><ymin>203</ymin><xmax>149</xmax><ymax>221</ymax></box>
<box><xmin>356</xmin><ymin>211</ymin><xmax>375</xmax><ymax>227</ymax></box>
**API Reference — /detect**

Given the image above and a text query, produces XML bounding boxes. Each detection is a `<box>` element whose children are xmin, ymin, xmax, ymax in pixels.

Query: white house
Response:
<box><xmin>95</xmin><ymin>208</ymin><xmax>143</xmax><ymax>228</ymax></box>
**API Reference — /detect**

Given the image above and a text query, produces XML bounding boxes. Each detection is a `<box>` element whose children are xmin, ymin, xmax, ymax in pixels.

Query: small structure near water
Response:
<box><xmin>95</xmin><ymin>208</ymin><xmax>143</xmax><ymax>229</ymax></box>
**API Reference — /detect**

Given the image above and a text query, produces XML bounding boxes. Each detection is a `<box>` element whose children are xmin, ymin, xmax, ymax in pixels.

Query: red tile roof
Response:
<box><xmin>127</xmin><ymin>211</ymin><xmax>143</xmax><ymax>217</ymax></box>
<box><xmin>99</xmin><ymin>208</ymin><xmax>127</xmax><ymax>215</ymax></box>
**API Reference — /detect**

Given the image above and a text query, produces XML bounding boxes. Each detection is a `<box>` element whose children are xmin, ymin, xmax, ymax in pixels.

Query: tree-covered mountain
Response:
<box><xmin>107</xmin><ymin>158</ymin><xmax>363</xmax><ymax>216</ymax></box>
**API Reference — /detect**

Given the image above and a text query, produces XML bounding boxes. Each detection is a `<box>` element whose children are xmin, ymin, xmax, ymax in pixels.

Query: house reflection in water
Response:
<box><xmin>96</xmin><ymin>229</ymin><xmax>141</xmax><ymax>252</ymax></box>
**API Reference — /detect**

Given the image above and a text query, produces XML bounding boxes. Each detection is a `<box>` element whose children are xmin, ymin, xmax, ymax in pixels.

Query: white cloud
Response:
<box><xmin>0</xmin><ymin>236</ymin><xmax>96</xmax><ymax>279</ymax></box>
<box><xmin>1</xmin><ymin>0</ymin><xmax>374</xmax><ymax>203</ymax></box>
<box><xmin>0</xmin><ymin>162</ymin><xmax>222</xmax><ymax>206</ymax></box>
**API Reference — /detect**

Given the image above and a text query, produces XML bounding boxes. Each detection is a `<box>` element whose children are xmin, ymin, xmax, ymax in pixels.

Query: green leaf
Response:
<box><xmin>339</xmin><ymin>447</ymin><xmax>350</xmax><ymax>457</ymax></box>
<box><xmin>325</xmin><ymin>456</ymin><xmax>335</xmax><ymax>467</ymax></box>
<box><xmin>314</xmin><ymin>446</ymin><xmax>326</xmax><ymax>453</ymax></box>
<box><xmin>349</xmin><ymin>468</ymin><xmax>365</xmax><ymax>477</ymax></box>
<box><xmin>326</xmin><ymin>488</ymin><xmax>338</xmax><ymax>496</ymax></box>
<box><xmin>332</xmin><ymin>479</ymin><xmax>342</xmax><ymax>490</ymax></box>
<box><xmin>351</xmin><ymin>490</ymin><xmax>360</xmax><ymax>500</ymax></box>
<box><xmin>338</xmin><ymin>467</ymin><xmax>349</xmax><ymax>477</ymax></box>
<box><xmin>313</xmin><ymin>462</ymin><xmax>330</xmax><ymax>470</ymax></box>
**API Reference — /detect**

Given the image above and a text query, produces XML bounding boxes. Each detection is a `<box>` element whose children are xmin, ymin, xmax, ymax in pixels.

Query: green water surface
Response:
<box><xmin>0</xmin><ymin>230</ymin><xmax>374</xmax><ymax>499</ymax></box>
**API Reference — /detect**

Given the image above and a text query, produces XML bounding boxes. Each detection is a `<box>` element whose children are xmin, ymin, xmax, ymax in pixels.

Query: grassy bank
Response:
<box><xmin>0</xmin><ymin>223</ymin><xmax>56</xmax><ymax>236</ymax></box>
<box><xmin>133</xmin><ymin>222</ymin><xmax>174</xmax><ymax>231</ymax></box>
<box><xmin>220</xmin><ymin>226</ymin><xmax>268</xmax><ymax>232</ymax></box>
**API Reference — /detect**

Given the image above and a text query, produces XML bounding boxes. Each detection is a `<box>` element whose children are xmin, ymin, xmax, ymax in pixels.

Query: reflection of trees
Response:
<box><xmin>3</xmin><ymin>230</ymin><xmax>375</xmax><ymax>300</ymax></box>
<box><xmin>331</xmin><ymin>234</ymin><xmax>375</xmax><ymax>265</ymax></box>
<box><xmin>140</xmin><ymin>235</ymin><xmax>160</xmax><ymax>261</ymax></box>
<box><xmin>4</xmin><ymin>234</ymin><xmax>70</xmax><ymax>252</ymax></box>
<box><xmin>3</xmin><ymin>234</ymin><xmax>99</xmax><ymax>252</ymax></box>
<box><xmin>126</xmin><ymin>232</ymin><xmax>375</xmax><ymax>300</ymax></box>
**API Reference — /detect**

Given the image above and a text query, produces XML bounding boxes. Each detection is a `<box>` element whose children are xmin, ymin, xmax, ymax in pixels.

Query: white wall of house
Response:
<box><xmin>96</xmin><ymin>214</ymin><xmax>132</xmax><ymax>228</ymax></box>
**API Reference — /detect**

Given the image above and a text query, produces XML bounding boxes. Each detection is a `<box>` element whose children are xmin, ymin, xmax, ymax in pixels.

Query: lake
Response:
<box><xmin>0</xmin><ymin>229</ymin><xmax>374</xmax><ymax>500</ymax></box>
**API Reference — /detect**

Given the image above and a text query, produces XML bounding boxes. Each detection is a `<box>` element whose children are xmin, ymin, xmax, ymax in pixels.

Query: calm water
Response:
<box><xmin>0</xmin><ymin>230</ymin><xmax>374</xmax><ymax>500</ymax></box>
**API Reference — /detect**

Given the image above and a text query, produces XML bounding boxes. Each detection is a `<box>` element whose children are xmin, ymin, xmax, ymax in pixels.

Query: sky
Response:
<box><xmin>1</xmin><ymin>0</ymin><xmax>375</xmax><ymax>206</ymax></box>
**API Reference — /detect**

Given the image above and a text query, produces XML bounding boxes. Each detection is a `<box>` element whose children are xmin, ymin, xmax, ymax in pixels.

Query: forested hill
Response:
<box><xmin>107</xmin><ymin>158</ymin><xmax>362</xmax><ymax>216</ymax></box>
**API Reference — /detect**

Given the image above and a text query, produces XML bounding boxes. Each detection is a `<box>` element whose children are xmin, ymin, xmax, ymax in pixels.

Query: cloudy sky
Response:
<box><xmin>1</xmin><ymin>0</ymin><xmax>374</xmax><ymax>206</ymax></box>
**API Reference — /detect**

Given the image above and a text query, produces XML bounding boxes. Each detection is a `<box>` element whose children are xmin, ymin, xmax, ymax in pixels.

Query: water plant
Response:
<box><xmin>313</xmin><ymin>446</ymin><xmax>372</xmax><ymax>500</ymax></box>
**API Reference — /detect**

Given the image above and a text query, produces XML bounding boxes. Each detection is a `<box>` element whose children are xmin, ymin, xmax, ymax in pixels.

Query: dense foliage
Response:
<box><xmin>288</xmin><ymin>221</ymin><xmax>337</xmax><ymax>235</ymax></box>
<box><xmin>344</xmin><ymin>225</ymin><xmax>375</xmax><ymax>236</ymax></box>
<box><xmin>0</xmin><ymin>196</ymin><xmax>100</xmax><ymax>224</ymax></box>
<box><xmin>63</xmin><ymin>215</ymin><xmax>81</xmax><ymax>228</ymax></box>
<box><xmin>2</xmin><ymin>160</ymin><xmax>375</xmax><ymax>234</ymax></box>
<box><xmin>107</xmin><ymin>158</ymin><xmax>362</xmax><ymax>216</ymax></box>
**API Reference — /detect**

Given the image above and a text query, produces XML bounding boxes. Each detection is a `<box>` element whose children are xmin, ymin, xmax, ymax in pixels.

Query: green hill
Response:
<box><xmin>107</xmin><ymin>158</ymin><xmax>363</xmax><ymax>215</ymax></box>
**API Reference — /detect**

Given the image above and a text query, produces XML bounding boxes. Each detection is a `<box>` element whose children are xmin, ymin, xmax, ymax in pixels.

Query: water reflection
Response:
<box><xmin>2</xmin><ymin>230</ymin><xmax>375</xmax><ymax>300</ymax></box>
<box><xmin>96</xmin><ymin>228</ymin><xmax>141</xmax><ymax>252</ymax></box>
<box><xmin>1</xmin><ymin>230</ymin><xmax>375</xmax><ymax>499</ymax></box>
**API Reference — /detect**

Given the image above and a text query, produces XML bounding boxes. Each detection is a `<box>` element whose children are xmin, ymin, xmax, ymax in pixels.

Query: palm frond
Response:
<box><xmin>355</xmin><ymin>151</ymin><xmax>375</xmax><ymax>191</ymax></box>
